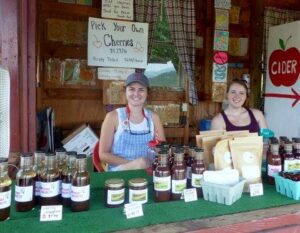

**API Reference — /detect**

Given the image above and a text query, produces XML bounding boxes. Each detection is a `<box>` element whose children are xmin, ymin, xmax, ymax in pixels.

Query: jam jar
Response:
<box><xmin>105</xmin><ymin>178</ymin><xmax>125</xmax><ymax>208</ymax></box>
<box><xmin>128</xmin><ymin>178</ymin><xmax>148</xmax><ymax>204</ymax></box>
<box><xmin>0</xmin><ymin>158</ymin><xmax>12</xmax><ymax>221</ymax></box>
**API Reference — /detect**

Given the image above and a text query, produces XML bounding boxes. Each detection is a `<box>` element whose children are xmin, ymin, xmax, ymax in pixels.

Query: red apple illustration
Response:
<box><xmin>268</xmin><ymin>36</ymin><xmax>300</xmax><ymax>87</ymax></box>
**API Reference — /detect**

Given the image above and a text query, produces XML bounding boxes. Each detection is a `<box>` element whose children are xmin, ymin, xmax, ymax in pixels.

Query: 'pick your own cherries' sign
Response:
<box><xmin>268</xmin><ymin>36</ymin><xmax>300</xmax><ymax>87</ymax></box>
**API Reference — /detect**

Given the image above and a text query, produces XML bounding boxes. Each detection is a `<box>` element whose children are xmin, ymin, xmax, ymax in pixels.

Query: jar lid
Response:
<box><xmin>105</xmin><ymin>178</ymin><xmax>125</xmax><ymax>188</ymax></box>
<box><xmin>128</xmin><ymin>178</ymin><xmax>147</xmax><ymax>187</ymax></box>
<box><xmin>21</xmin><ymin>152</ymin><xmax>33</xmax><ymax>157</ymax></box>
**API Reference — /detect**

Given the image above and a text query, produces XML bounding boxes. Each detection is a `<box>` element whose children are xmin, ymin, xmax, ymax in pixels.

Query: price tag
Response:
<box><xmin>40</xmin><ymin>205</ymin><xmax>63</xmax><ymax>222</ymax></box>
<box><xmin>183</xmin><ymin>188</ymin><xmax>198</xmax><ymax>202</ymax></box>
<box><xmin>249</xmin><ymin>183</ymin><xmax>264</xmax><ymax>197</ymax></box>
<box><xmin>124</xmin><ymin>203</ymin><xmax>144</xmax><ymax>219</ymax></box>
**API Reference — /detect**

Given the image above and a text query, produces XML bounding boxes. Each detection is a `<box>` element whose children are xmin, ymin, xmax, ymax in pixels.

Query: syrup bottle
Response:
<box><xmin>61</xmin><ymin>153</ymin><xmax>76</xmax><ymax>207</ymax></box>
<box><xmin>40</xmin><ymin>153</ymin><xmax>60</xmax><ymax>205</ymax></box>
<box><xmin>191</xmin><ymin>148</ymin><xmax>206</xmax><ymax>197</ymax></box>
<box><xmin>267</xmin><ymin>143</ymin><xmax>282</xmax><ymax>185</ymax></box>
<box><xmin>185</xmin><ymin>146</ymin><xmax>195</xmax><ymax>188</ymax></box>
<box><xmin>283</xmin><ymin>142</ymin><xmax>294</xmax><ymax>172</ymax></box>
<box><xmin>171</xmin><ymin>148</ymin><xmax>186</xmax><ymax>200</ymax></box>
<box><xmin>15</xmin><ymin>153</ymin><xmax>36</xmax><ymax>212</ymax></box>
<box><xmin>154</xmin><ymin>149</ymin><xmax>171</xmax><ymax>202</ymax></box>
<box><xmin>71</xmin><ymin>154</ymin><xmax>90</xmax><ymax>212</ymax></box>
<box><xmin>33</xmin><ymin>150</ymin><xmax>45</xmax><ymax>205</ymax></box>
<box><xmin>0</xmin><ymin>158</ymin><xmax>12</xmax><ymax>221</ymax></box>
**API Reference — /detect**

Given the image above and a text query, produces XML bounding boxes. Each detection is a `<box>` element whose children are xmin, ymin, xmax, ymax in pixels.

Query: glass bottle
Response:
<box><xmin>171</xmin><ymin>148</ymin><xmax>186</xmax><ymax>200</ymax></box>
<box><xmin>40</xmin><ymin>153</ymin><xmax>60</xmax><ymax>205</ymax></box>
<box><xmin>154</xmin><ymin>149</ymin><xmax>171</xmax><ymax>202</ymax></box>
<box><xmin>293</xmin><ymin>142</ymin><xmax>300</xmax><ymax>170</ymax></box>
<box><xmin>191</xmin><ymin>148</ymin><xmax>206</xmax><ymax>197</ymax></box>
<box><xmin>55</xmin><ymin>148</ymin><xmax>67</xmax><ymax>200</ymax></box>
<box><xmin>61</xmin><ymin>153</ymin><xmax>76</xmax><ymax>207</ymax></box>
<box><xmin>33</xmin><ymin>150</ymin><xmax>45</xmax><ymax>205</ymax></box>
<box><xmin>71</xmin><ymin>154</ymin><xmax>90</xmax><ymax>212</ymax></box>
<box><xmin>283</xmin><ymin>142</ymin><xmax>294</xmax><ymax>172</ymax></box>
<box><xmin>185</xmin><ymin>146</ymin><xmax>195</xmax><ymax>188</ymax></box>
<box><xmin>267</xmin><ymin>143</ymin><xmax>282</xmax><ymax>185</ymax></box>
<box><xmin>0</xmin><ymin>158</ymin><xmax>12</xmax><ymax>221</ymax></box>
<box><xmin>15</xmin><ymin>153</ymin><xmax>36</xmax><ymax>212</ymax></box>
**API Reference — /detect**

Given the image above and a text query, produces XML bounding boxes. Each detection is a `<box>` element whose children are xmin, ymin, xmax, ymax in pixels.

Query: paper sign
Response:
<box><xmin>40</xmin><ymin>205</ymin><xmax>63</xmax><ymax>221</ymax></box>
<box><xmin>214</xmin><ymin>0</ymin><xmax>231</xmax><ymax>9</ymax></box>
<box><xmin>214</xmin><ymin>30</ymin><xmax>229</xmax><ymax>51</ymax></box>
<box><xmin>183</xmin><ymin>188</ymin><xmax>198</xmax><ymax>202</ymax></box>
<box><xmin>98</xmin><ymin>67</ymin><xmax>135</xmax><ymax>80</ymax></box>
<box><xmin>88</xmin><ymin>17</ymin><xmax>149</xmax><ymax>68</ymax></box>
<box><xmin>212</xmin><ymin>62</ymin><xmax>228</xmax><ymax>82</ymax></box>
<box><xmin>249</xmin><ymin>183</ymin><xmax>264</xmax><ymax>197</ymax></box>
<box><xmin>124</xmin><ymin>203</ymin><xmax>144</xmax><ymax>219</ymax></box>
<box><xmin>102</xmin><ymin>0</ymin><xmax>133</xmax><ymax>20</ymax></box>
<box><xmin>215</xmin><ymin>9</ymin><xmax>229</xmax><ymax>30</ymax></box>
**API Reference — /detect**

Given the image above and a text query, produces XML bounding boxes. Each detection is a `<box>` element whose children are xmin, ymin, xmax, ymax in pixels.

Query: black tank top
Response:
<box><xmin>221</xmin><ymin>107</ymin><xmax>260</xmax><ymax>133</ymax></box>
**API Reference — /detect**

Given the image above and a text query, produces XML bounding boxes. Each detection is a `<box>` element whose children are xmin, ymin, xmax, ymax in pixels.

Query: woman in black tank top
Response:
<box><xmin>211</xmin><ymin>79</ymin><xmax>267</xmax><ymax>133</ymax></box>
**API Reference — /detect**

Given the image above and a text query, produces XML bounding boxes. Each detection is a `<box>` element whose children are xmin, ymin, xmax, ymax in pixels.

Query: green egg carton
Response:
<box><xmin>202</xmin><ymin>179</ymin><xmax>245</xmax><ymax>205</ymax></box>
<box><xmin>274</xmin><ymin>172</ymin><xmax>300</xmax><ymax>200</ymax></box>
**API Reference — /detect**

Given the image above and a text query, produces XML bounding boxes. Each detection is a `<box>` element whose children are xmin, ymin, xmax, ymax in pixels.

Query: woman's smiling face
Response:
<box><xmin>125</xmin><ymin>82</ymin><xmax>148</xmax><ymax>106</ymax></box>
<box><xmin>227</xmin><ymin>83</ymin><xmax>247</xmax><ymax>108</ymax></box>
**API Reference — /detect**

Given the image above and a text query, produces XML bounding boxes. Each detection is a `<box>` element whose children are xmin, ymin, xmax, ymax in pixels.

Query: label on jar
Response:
<box><xmin>284</xmin><ymin>159</ymin><xmax>300</xmax><ymax>171</ymax></box>
<box><xmin>129</xmin><ymin>188</ymin><xmax>148</xmax><ymax>204</ymax></box>
<box><xmin>35</xmin><ymin>181</ymin><xmax>41</xmax><ymax>196</ymax></box>
<box><xmin>171</xmin><ymin>179</ymin><xmax>187</xmax><ymax>194</ymax></box>
<box><xmin>15</xmin><ymin>185</ymin><xmax>33</xmax><ymax>202</ymax></box>
<box><xmin>40</xmin><ymin>181</ymin><xmax>60</xmax><ymax>198</ymax></box>
<box><xmin>61</xmin><ymin>182</ymin><xmax>71</xmax><ymax>198</ymax></box>
<box><xmin>107</xmin><ymin>188</ymin><xmax>125</xmax><ymax>205</ymax></box>
<box><xmin>191</xmin><ymin>173</ymin><xmax>203</xmax><ymax>187</ymax></box>
<box><xmin>267</xmin><ymin>164</ymin><xmax>282</xmax><ymax>177</ymax></box>
<box><xmin>71</xmin><ymin>185</ymin><xmax>90</xmax><ymax>202</ymax></box>
<box><xmin>0</xmin><ymin>190</ymin><xmax>11</xmax><ymax>209</ymax></box>
<box><xmin>154</xmin><ymin>176</ymin><xmax>171</xmax><ymax>191</ymax></box>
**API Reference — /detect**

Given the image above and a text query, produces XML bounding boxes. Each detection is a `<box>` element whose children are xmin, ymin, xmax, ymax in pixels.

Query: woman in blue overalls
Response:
<box><xmin>99</xmin><ymin>72</ymin><xmax>166</xmax><ymax>171</ymax></box>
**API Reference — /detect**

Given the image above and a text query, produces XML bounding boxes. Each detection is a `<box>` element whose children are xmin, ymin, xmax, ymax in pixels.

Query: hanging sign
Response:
<box><xmin>101</xmin><ymin>0</ymin><xmax>133</xmax><ymax>20</ymax></box>
<box><xmin>88</xmin><ymin>17</ymin><xmax>148</xmax><ymax>68</ymax></box>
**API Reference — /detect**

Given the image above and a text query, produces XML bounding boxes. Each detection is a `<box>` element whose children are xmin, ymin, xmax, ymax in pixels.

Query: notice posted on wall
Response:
<box><xmin>101</xmin><ymin>0</ymin><xmax>133</xmax><ymax>20</ymax></box>
<box><xmin>88</xmin><ymin>17</ymin><xmax>149</xmax><ymax>68</ymax></box>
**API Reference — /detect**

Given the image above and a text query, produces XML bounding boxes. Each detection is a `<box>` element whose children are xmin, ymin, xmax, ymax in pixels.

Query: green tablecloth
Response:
<box><xmin>2</xmin><ymin>163</ymin><xmax>300</xmax><ymax>233</ymax></box>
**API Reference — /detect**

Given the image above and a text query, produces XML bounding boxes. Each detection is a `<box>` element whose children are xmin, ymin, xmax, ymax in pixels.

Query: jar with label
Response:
<box><xmin>40</xmin><ymin>153</ymin><xmax>60</xmax><ymax>205</ymax></box>
<box><xmin>267</xmin><ymin>143</ymin><xmax>282</xmax><ymax>185</ymax></box>
<box><xmin>71</xmin><ymin>154</ymin><xmax>90</xmax><ymax>212</ymax></box>
<box><xmin>105</xmin><ymin>178</ymin><xmax>125</xmax><ymax>208</ymax></box>
<box><xmin>185</xmin><ymin>146</ymin><xmax>195</xmax><ymax>188</ymax></box>
<box><xmin>15</xmin><ymin>153</ymin><xmax>36</xmax><ymax>212</ymax></box>
<box><xmin>191</xmin><ymin>148</ymin><xmax>205</xmax><ymax>197</ymax></box>
<box><xmin>0</xmin><ymin>158</ymin><xmax>12</xmax><ymax>221</ymax></box>
<box><xmin>283</xmin><ymin>142</ymin><xmax>294</xmax><ymax>172</ymax></box>
<box><xmin>128</xmin><ymin>178</ymin><xmax>148</xmax><ymax>204</ymax></box>
<box><xmin>61</xmin><ymin>153</ymin><xmax>76</xmax><ymax>207</ymax></box>
<box><xmin>293</xmin><ymin>141</ymin><xmax>300</xmax><ymax>169</ymax></box>
<box><xmin>33</xmin><ymin>150</ymin><xmax>45</xmax><ymax>205</ymax></box>
<box><xmin>171</xmin><ymin>148</ymin><xmax>186</xmax><ymax>200</ymax></box>
<box><xmin>154</xmin><ymin>149</ymin><xmax>171</xmax><ymax>202</ymax></box>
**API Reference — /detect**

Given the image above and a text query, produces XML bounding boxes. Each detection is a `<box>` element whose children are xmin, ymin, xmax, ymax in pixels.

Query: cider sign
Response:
<box><xmin>265</xmin><ymin>20</ymin><xmax>300</xmax><ymax>138</ymax></box>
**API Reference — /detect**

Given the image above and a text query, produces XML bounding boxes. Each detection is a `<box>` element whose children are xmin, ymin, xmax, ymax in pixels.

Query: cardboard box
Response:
<box><xmin>62</xmin><ymin>124</ymin><xmax>98</xmax><ymax>156</ymax></box>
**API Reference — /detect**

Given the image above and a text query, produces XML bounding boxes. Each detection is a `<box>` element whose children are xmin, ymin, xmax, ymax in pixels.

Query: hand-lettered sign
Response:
<box><xmin>88</xmin><ymin>17</ymin><xmax>149</xmax><ymax>68</ymax></box>
<box><xmin>101</xmin><ymin>0</ymin><xmax>133</xmax><ymax>20</ymax></box>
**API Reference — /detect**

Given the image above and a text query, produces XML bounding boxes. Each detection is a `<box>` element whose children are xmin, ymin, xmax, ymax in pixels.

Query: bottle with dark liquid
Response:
<box><xmin>154</xmin><ymin>149</ymin><xmax>171</xmax><ymax>202</ymax></box>
<box><xmin>33</xmin><ymin>150</ymin><xmax>45</xmax><ymax>205</ymax></box>
<box><xmin>191</xmin><ymin>148</ymin><xmax>206</xmax><ymax>197</ymax></box>
<box><xmin>293</xmin><ymin>141</ymin><xmax>300</xmax><ymax>170</ymax></box>
<box><xmin>55</xmin><ymin>148</ymin><xmax>67</xmax><ymax>201</ymax></box>
<box><xmin>71</xmin><ymin>154</ymin><xmax>90</xmax><ymax>212</ymax></box>
<box><xmin>0</xmin><ymin>158</ymin><xmax>12</xmax><ymax>221</ymax></box>
<box><xmin>15</xmin><ymin>153</ymin><xmax>36</xmax><ymax>212</ymax></box>
<box><xmin>61</xmin><ymin>152</ymin><xmax>76</xmax><ymax>207</ymax></box>
<box><xmin>40</xmin><ymin>153</ymin><xmax>60</xmax><ymax>205</ymax></box>
<box><xmin>267</xmin><ymin>143</ymin><xmax>282</xmax><ymax>185</ymax></box>
<box><xmin>283</xmin><ymin>142</ymin><xmax>294</xmax><ymax>172</ymax></box>
<box><xmin>185</xmin><ymin>146</ymin><xmax>195</xmax><ymax>188</ymax></box>
<box><xmin>171</xmin><ymin>148</ymin><xmax>186</xmax><ymax>200</ymax></box>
